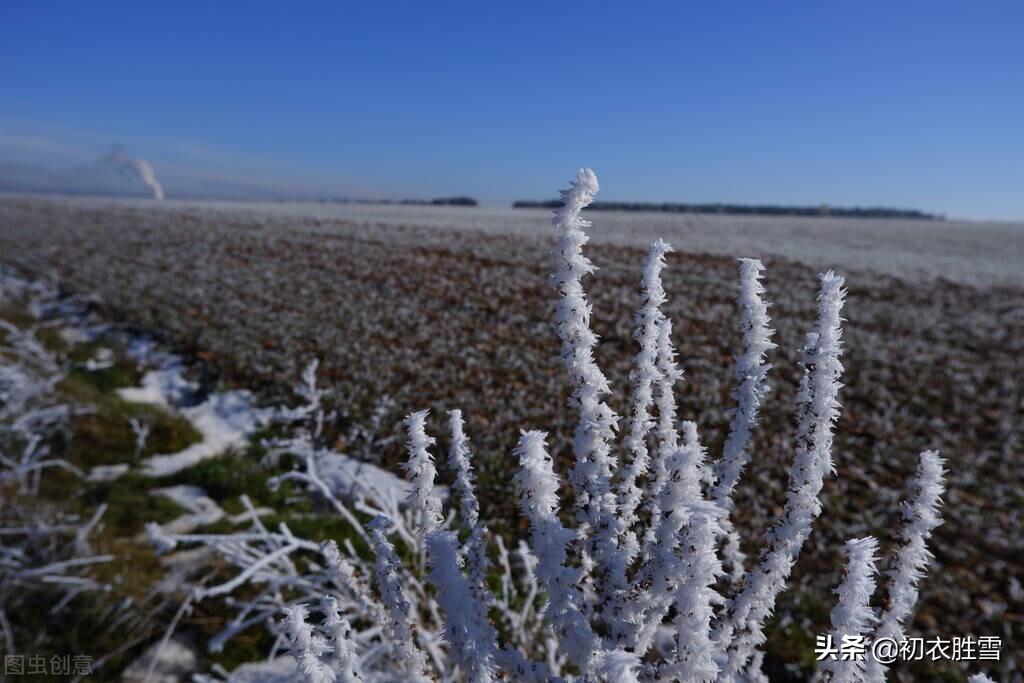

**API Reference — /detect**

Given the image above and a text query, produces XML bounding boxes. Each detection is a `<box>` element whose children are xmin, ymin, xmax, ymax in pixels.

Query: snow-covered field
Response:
<box><xmin>10</xmin><ymin>193</ymin><xmax>1024</xmax><ymax>288</ymax></box>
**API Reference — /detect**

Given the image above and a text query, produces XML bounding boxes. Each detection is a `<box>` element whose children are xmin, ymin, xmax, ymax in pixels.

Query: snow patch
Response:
<box><xmin>117</xmin><ymin>341</ymin><xmax>272</xmax><ymax>476</ymax></box>
<box><xmin>141</xmin><ymin>391</ymin><xmax>270</xmax><ymax>476</ymax></box>
<box><xmin>117</xmin><ymin>363</ymin><xmax>196</xmax><ymax>407</ymax></box>
<box><xmin>225</xmin><ymin>656</ymin><xmax>299</xmax><ymax>683</ymax></box>
<box><xmin>149</xmin><ymin>485</ymin><xmax>226</xmax><ymax>534</ymax></box>
<box><xmin>87</xmin><ymin>463</ymin><xmax>129</xmax><ymax>482</ymax></box>
<box><xmin>319</xmin><ymin>452</ymin><xmax>426</xmax><ymax>507</ymax></box>
<box><xmin>121</xmin><ymin>636</ymin><xmax>198</xmax><ymax>683</ymax></box>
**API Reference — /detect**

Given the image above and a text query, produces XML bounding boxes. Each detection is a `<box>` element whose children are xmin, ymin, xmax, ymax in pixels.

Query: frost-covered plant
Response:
<box><xmin>403</xmin><ymin>411</ymin><xmax>445</xmax><ymax>540</ymax></box>
<box><xmin>368</xmin><ymin>516</ymin><xmax>433</xmax><ymax>682</ymax></box>
<box><xmin>718</xmin><ymin>271</ymin><xmax>847</xmax><ymax>678</ymax></box>
<box><xmin>549</xmin><ymin>168</ymin><xmax>625</xmax><ymax>603</ymax></box>
<box><xmin>862</xmin><ymin>450</ymin><xmax>947</xmax><ymax>682</ymax></box>
<box><xmin>0</xmin><ymin>502</ymin><xmax>112</xmax><ymax>653</ymax></box>
<box><xmin>514</xmin><ymin>430</ymin><xmax>599</xmax><ymax>672</ymax></box>
<box><xmin>143</xmin><ymin>363</ymin><xmax>452</xmax><ymax>675</ymax></box>
<box><xmin>284</xmin><ymin>604</ymin><xmax>337</xmax><ymax>683</ymax></box>
<box><xmin>150</xmin><ymin>169</ymin><xmax>992</xmax><ymax>683</ymax></box>
<box><xmin>447</xmin><ymin>409</ymin><xmax>489</xmax><ymax>597</ymax></box>
<box><xmin>425</xmin><ymin>530</ymin><xmax>499</xmax><ymax>682</ymax></box>
<box><xmin>617</xmin><ymin>238</ymin><xmax>672</xmax><ymax>566</ymax></box>
<box><xmin>707</xmin><ymin>258</ymin><xmax>774</xmax><ymax>585</ymax></box>
<box><xmin>819</xmin><ymin>537</ymin><xmax>879</xmax><ymax>683</ymax></box>
<box><xmin>0</xmin><ymin>319</ymin><xmax>87</xmax><ymax>491</ymax></box>
<box><xmin>0</xmin><ymin>286</ymin><xmax>111</xmax><ymax>653</ymax></box>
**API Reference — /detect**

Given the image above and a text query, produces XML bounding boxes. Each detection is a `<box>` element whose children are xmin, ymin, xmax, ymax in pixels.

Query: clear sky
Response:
<box><xmin>1</xmin><ymin>1</ymin><xmax>1021</xmax><ymax>219</ymax></box>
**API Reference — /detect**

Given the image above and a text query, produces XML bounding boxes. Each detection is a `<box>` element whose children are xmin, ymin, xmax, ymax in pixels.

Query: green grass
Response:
<box><xmin>161</xmin><ymin>448</ymin><xmax>283</xmax><ymax>506</ymax></box>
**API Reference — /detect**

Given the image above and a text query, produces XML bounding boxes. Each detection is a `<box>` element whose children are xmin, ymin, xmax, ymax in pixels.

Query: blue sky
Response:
<box><xmin>1</xmin><ymin>1</ymin><xmax>1021</xmax><ymax>218</ymax></box>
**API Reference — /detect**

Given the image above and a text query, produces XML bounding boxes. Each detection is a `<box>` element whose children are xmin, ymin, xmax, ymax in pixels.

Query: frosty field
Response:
<box><xmin>0</xmin><ymin>193</ymin><xmax>1021</xmax><ymax>681</ymax></box>
<box><xmin>17</xmin><ymin>194</ymin><xmax>1024</xmax><ymax>288</ymax></box>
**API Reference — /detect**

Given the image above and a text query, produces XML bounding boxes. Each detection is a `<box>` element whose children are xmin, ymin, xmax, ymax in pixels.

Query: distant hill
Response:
<box><xmin>512</xmin><ymin>199</ymin><xmax>940</xmax><ymax>220</ymax></box>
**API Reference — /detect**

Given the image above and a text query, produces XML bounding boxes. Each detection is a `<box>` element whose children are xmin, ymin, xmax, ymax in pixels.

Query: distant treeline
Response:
<box><xmin>318</xmin><ymin>196</ymin><xmax>478</xmax><ymax>207</ymax></box>
<box><xmin>512</xmin><ymin>200</ymin><xmax>940</xmax><ymax>220</ymax></box>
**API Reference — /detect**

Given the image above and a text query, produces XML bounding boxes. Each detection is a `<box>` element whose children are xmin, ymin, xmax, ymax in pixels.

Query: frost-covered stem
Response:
<box><xmin>968</xmin><ymin>675</ymin><xmax>996</xmax><ymax>683</ymax></box>
<box><xmin>321</xmin><ymin>596</ymin><xmax>365</xmax><ymax>683</ymax></box>
<box><xmin>491</xmin><ymin>539</ymin><xmax>557</xmax><ymax>683</ymax></box>
<box><xmin>630</xmin><ymin>423</ymin><xmax>708</xmax><ymax>653</ymax></box>
<box><xmin>593</xmin><ymin>650</ymin><xmax>642</xmax><ymax>683</ymax></box>
<box><xmin>641</xmin><ymin>317</ymin><xmax>684</xmax><ymax>557</ymax></box>
<box><xmin>367</xmin><ymin>517</ymin><xmax>432</xmax><ymax>682</ymax></box>
<box><xmin>425</xmin><ymin>530</ymin><xmax>499</xmax><ymax>683</ymax></box>
<box><xmin>713</xmin><ymin>264</ymin><xmax>772</xmax><ymax>508</ymax></box>
<box><xmin>718</xmin><ymin>527</ymin><xmax>747</xmax><ymax>586</ymax></box>
<box><xmin>721</xmin><ymin>272</ymin><xmax>846</xmax><ymax>675</ymax></box>
<box><xmin>652</xmin><ymin>317</ymin><xmax>683</xmax><ymax>456</ymax></box>
<box><xmin>669</xmin><ymin>502</ymin><xmax>726</xmax><ymax>683</ymax></box>
<box><xmin>514</xmin><ymin>430</ymin><xmax>598</xmax><ymax>673</ymax></box>
<box><xmin>197</xmin><ymin>543</ymin><xmax>302</xmax><ymax>599</ymax></box>
<box><xmin>320</xmin><ymin>540</ymin><xmax>385</xmax><ymax>625</ymax></box>
<box><xmin>607</xmin><ymin>239</ymin><xmax>673</xmax><ymax>639</ymax></box>
<box><xmin>549</xmin><ymin>168</ymin><xmax>623</xmax><ymax>591</ymax></box>
<box><xmin>493</xmin><ymin>649</ymin><xmax>553</xmax><ymax>683</ymax></box>
<box><xmin>447</xmin><ymin>410</ymin><xmax>490</xmax><ymax>595</ymax></box>
<box><xmin>402</xmin><ymin>411</ymin><xmax>444</xmax><ymax>540</ymax></box>
<box><xmin>284</xmin><ymin>604</ymin><xmax>336</xmax><ymax>683</ymax></box>
<box><xmin>448</xmin><ymin>409</ymin><xmax>481</xmax><ymax>531</ymax></box>
<box><xmin>617</xmin><ymin>239</ymin><xmax>671</xmax><ymax>538</ymax></box>
<box><xmin>819</xmin><ymin>537</ymin><xmax>879</xmax><ymax>683</ymax></box>
<box><xmin>268</xmin><ymin>451</ymin><xmax>369</xmax><ymax>542</ymax></box>
<box><xmin>709</xmin><ymin>258</ymin><xmax>775</xmax><ymax>508</ymax></box>
<box><xmin>863</xmin><ymin>450</ymin><xmax>946</xmax><ymax>682</ymax></box>
<box><xmin>708</xmin><ymin>259</ymin><xmax>774</xmax><ymax>585</ymax></box>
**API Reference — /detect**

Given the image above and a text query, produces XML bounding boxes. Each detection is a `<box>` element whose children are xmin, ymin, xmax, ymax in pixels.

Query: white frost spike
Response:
<box><xmin>710</xmin><ymin>257</ymin><xmax>775</xmax><ymax>506</ymax></box>
<box><xmin>514</xmin><ymin>430</ymin><xmax>598</xmax><ymax>672</ymax></box>
<box><xmin>654</xmin><ymin>317</ymin><xmax>684</xmax><ymax>465</ymax></box>
<box><xmin>320</xmin><ymin>541</ymin><xmax>351</xmax><ymax>581</ymax></box>
<box><xmin>321</xmin><ymin>597</ymin><xmax>365</xmax><ymax>682</ymax></box>
<box><xmin>448</xmin><ymin>410</ymin><xmax>490</xmax><ymax>595</ymax></box>
<box><xmin>594</xmin><ymin>649</ymin><xmax>642</xmax><ymax>683</ymax></box>
<box><xmin>448</xmin><ymin>409</ymin><xmax>481</xmax><ymax>530</ymax></box>
<box><xmin>642</xmin><ymin>316</ymin><xmax>684</xmax><ymax>555</ymax></box>
<box><xmin>863</xmin><ymin>450</ymin><xmax>946</xmax><ymax>682</ymax></box>
<box><xmin>709</xmin><ymin>258</ymin><xmax>775</xmax><ymax>584</ymax></box>
<box><xmin>722</xmin><ymin>271</ymin><xmax>846</xmax><ymax>675</ymax></box>
<box><xmin>631</xmin><ymin>424</ymin><xmax>709</xmax><ymax>653</ymax></box>
<box><xmin>672</xmin><ymin>501</ymin><xmax>726</xmax><ymax>683</ymax></box>
<box><xmin>283</xmin><ymin>604</ymin><xmax>335</xmax><ymax>683</ymax></box>
<box><xmin>368</xmin><ymin>517</ymin><xmax>432</xmax><ymax>682</ymax></box>
<box><xmin>402</xmin><ymin>410</ymin><xmax>444</xmax><ymax>539</ymax></box>
<box><xmin>617</xmin><ymin>240</ymin><xmax>672</xmax><ymax>555</ymax></box>
<box><xmin>425</xmin><ymin>530</ymin><xmax>499</xmax><ymax>683</ymax></box>
<box><xmin>819</xmin><ymin>537</ymin><xmax>879</xmax><ymax>683</ymax></box>
<box><xmin>549</xmin><ymin>168</ymin><xmax>624</xmax><ymax>591</ymax></box>
<box><xmin>967</xmin><ymin>676</ymin><xmax>996</xmax><ymax>683</ymax></box>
